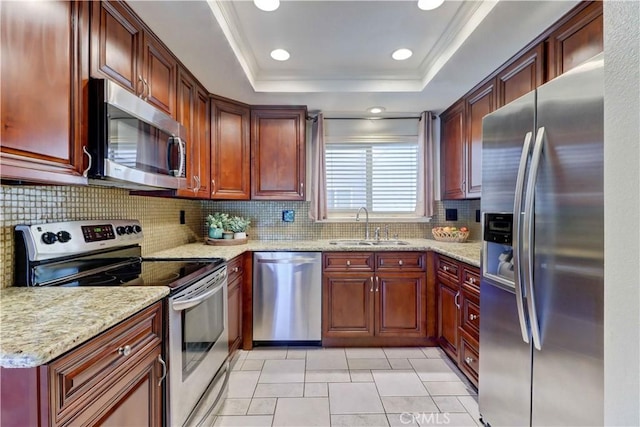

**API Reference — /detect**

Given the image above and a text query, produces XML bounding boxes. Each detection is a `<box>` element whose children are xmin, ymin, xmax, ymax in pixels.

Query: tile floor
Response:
<box><xmin>212</xmin><ymin>347</ymin><xmax>480</xmax><ymax>427</ymax></box>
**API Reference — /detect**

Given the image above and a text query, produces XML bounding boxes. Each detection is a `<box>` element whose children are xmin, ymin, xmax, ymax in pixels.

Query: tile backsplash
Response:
<box><xmin>0</xmin><ymin>185</ymin><xmax>202</xmax><ymax>288</ymax></box>
<box><xmin>1</xmin><ymin>183</ymin><xmax>481</xmax><ymax>288</ymax></box>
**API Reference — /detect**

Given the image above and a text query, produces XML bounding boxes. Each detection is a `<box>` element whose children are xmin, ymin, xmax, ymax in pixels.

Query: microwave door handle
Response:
<box><xmin>171</xmin><ymin>280</ymin><xmax>225</xmax><ymax>312</ymax></box>
<box><xmin>177</xmin><ymin>137</ymin><xmax>186</xmax><ymax>177</ymax></box>
<box><xmin>166</xmin><ymin>136</ymin><xmax>175</xmax><ymax>174</ymax></box>
<box><xmin>512</xmin><ymin>131</ymin><xmax>533</xmax><ymax>344</ymax></box>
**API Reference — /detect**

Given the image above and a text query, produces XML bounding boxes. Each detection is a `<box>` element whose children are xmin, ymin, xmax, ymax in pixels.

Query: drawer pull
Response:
<box><xmin>370</xmin><ymin>276</ymin><xmax>374</xmax><ymax>292</ymax></box>
<box><xmin>398</xmin><ymin>260</ymin><xmax>403</xmax><ymax>266</ymax></box>
<box><xmin>465</xmin><ymin>356</ymin><xmax>474</xmax><ymax>364</ymax></box>
<box><xmin>346</xmin><ymin>260</ymin><xmax>351</xmax><ymax>267</ymax></box>
<box><xmin>117</xmin><ymin>345</ymin><xmax>132</xmax><ymax>357</ymax></box>
<box><xmin>158</xmin><ymin>355</ymin><xmax>167</xmax><ymax>386</ymax></box>
<box><xmin>443</xmin><ymin>265</ymin><xmax>449</xmax><ymax>272</ymax></box>
<box><xmin>469</xmin><ymin>314</ymin><xmax>479</xmax><ymax>321</ymax></box>
<box><xmin>466</xmin><ymin>278</ymin><xmax>477</xmax><ymax>285</ymax></box>
<box><xmin>233</xmin><ymin>267</ymin><xmax>240</xmax><ymax>273</ymax></box>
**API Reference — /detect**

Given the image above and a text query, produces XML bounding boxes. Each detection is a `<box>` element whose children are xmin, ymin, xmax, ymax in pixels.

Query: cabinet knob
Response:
<box><xmin>443</xmin><ymin>265</ymin><xmax>449</xmax><ymax>272</ymax></box>
<box><xmin>346</xmin><ymin>260</ymin><xmax>351</xmax><ymax>267</ymax></box>
<box><xmin>117</xmin><ymin>345</ymin><xmax>132</xmax><ymax>357</ymax></box>
<box><xmin>233</xmin><ymin>267</ymin><xmax>239</xmax><ymax>273</ymax></box>
<box><xmin>398</xmin><ymin>260</ymin><xmax>403</xmax><ymax>266</ymax></box>
<box><xmin>465</xmin><ymin>356</ymin><xmax>474</xmax><ymax>364</ymax></box>
<box><xmin>469</xmin><ymin>314</ymin><xmax>479</xmax><ymax>321</ymax></box>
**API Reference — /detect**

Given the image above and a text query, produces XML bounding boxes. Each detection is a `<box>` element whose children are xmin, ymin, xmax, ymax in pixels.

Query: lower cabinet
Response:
<box><xmin>227</xmin><ymin>254</ymin><xmax>244</xmax><ymax>354</ymax></box>
<box><xmin>0</xmin><ymin>302</ymin><xmax>164</xmax><ymax>427</ymax></box>
<box><xmin>435</xmin><ymin>254</ymin><xmax>480</xmax><ymax>387</ymax></box>
<box><xmin>322</xmin><ymin>252</ymin><xmax>432</xmax><ymax>346</ymax></box>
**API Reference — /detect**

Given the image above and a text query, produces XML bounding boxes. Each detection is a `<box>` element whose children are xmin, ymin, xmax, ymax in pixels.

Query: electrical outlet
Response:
<box><xmin>476</xmin><ymin>209</ymin><xmax>481</xmax><ymax>223</ymax></box>
<box><xmin>180</xmin><ymin>210</ymin><xmax>185</xmax><ymax>224</ymax></box>
<box><xmin>445</xmin><ymin>208</ymin><xmax>458</xmax><ymax>221</ymax></box>
<box><xmin>282</xmin><ymin>210</ymin><xmax>295</xmax><ymax>222</ymax></box>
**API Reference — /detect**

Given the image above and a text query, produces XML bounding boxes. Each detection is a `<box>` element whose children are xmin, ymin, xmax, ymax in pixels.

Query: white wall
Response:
<box><xmin>604</xmin><ymin>2</ymin><xmax>640</xmax><ymax>425</ymax></box>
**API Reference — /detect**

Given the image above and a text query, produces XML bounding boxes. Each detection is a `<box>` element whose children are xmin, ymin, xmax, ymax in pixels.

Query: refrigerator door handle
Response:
<box><xmin>523</xmin><ymin>126</ymin><xmax>545</xmax><ymax>351</ymax></box>
<box><xmin>512</xmin><ymin>131</ymin><xmax>534</xmax><ymax>344</ymax></box>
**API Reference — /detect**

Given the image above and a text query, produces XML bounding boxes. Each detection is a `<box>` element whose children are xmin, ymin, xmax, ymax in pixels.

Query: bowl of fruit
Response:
<box><xmin>431</xmin><ymin>226</ymin><xmax>470</xmax><ymax>243</ymax></box>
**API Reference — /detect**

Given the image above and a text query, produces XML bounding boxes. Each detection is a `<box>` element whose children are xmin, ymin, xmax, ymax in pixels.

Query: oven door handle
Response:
<box><xmin>171</xmin><ymin>281</ymin><xmax>225</xmax><ymax>312</ymax></box>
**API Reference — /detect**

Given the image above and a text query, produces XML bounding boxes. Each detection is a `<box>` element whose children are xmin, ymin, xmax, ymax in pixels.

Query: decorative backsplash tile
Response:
<box><xmin>0</xmin><ymin>185</ymin><xmax>202</xmax><ymax>288</ymax></box>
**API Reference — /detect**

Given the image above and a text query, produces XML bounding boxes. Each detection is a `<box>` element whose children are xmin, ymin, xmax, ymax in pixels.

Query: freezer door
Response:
<box><xmin>479</xmin><ymin>282</ymin><xmax>532</xmax><ymax>427</ymax></box>
<box><xmin>529</xmin><ymin>54</ymin><xmax>604</xmax><ymax>426</ymax></box>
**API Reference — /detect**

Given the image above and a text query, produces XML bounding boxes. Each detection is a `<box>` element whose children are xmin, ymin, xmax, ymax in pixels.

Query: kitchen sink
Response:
<box><xmin>329</xmin><ymin>240</ymin><xmax>410</xmax><ymax>246</ymax></box>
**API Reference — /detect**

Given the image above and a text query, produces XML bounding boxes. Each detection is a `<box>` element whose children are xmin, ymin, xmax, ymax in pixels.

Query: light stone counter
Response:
<box><xmin>148</xmin><ymin>238</ymin><xmax>481</xmax><ymax>267</ymax></box>
<box><xmin>0</xmin><ymin>286</ymin><xmax>169</xmax><ymax>368</ymax></box>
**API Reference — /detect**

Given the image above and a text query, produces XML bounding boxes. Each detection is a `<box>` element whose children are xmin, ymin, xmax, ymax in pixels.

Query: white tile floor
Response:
<box><xmin>212</xmin><ymin>347</ymin><xmax>481</xmax><ymax>427</ymax></box>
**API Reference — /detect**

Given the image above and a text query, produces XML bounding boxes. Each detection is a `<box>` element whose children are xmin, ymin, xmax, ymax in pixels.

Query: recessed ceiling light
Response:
<box><xmin>392</xmin><ymin>48</ymin><xmax>413</xmax><ymax>61</ymax></box>
<box><xmin>418</xmin><ymin>0</ymin><xmax>445</xmax><ymax>11</ymax></box>
<box><xmin>368</xmin><ymin>107</ymin><xmax>385</xmax><ymax>114</ymax></box>
<box><xmin>254</xmin><ymin>0</ymin><xmax>280</xmax><ymax>12</ymax></box>
<box><xmin>270</xmin><ymin>49</ymin><xmax>290</xmax><ymax>61</ymax></box>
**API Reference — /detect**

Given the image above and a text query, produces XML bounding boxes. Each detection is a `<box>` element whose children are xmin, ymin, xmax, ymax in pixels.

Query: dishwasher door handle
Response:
<box><xmin>257</xmin><ymin>258</ymin><xmax>318</xmax><ymax>264</ymax></box>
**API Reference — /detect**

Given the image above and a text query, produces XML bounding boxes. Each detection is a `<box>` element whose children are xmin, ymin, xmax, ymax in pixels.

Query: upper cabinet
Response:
<box><xmin>251</xmin><ymin>107</ymin><xmax>307</xmax><ymax>200</ymax></box>
<box><xmin>211</xmin><ymin>98</ymin><xmax>251</xmax><ymax>200</ymax></box>
<box><xmin>0</xmin><ymin>0</ymin><xmax>89</xmax><ymax>185</ymax></box>
<box><xmin>439</xmin><ymin>1</ymin><xmax>602</xmax><ymax>200</ymax></box>
<box><xmin>90</xmin><ymin>1</ymin><xmax>176</xmax><ymax>117</ymax></box>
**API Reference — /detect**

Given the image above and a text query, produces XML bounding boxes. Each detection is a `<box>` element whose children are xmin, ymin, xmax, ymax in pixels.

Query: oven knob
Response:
<box><xmin>133</xmin><ymin>225</ymin><xmax>142</xmax><ymax>234</ymax></box>
<box><xmin>42</xmin><ymin>232</ymin><xmax>57</xmax><ymax>245</ymax></box>
<box><xmin>124</xmin><ymin>226</ymin><xmax>133</xmax><ymax>234</ymax></box>
<box><xmin>116</xmin><ymin>226</ymin><xmax>126</xmax><ymax>235</ymax></box>
<box><xmin>57</xmin><ymin>231</ymin><xmax>72</xmax><ymax>243</ymax></box>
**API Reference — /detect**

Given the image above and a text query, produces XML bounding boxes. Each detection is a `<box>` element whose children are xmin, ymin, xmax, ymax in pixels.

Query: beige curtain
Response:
<box><xmin>309</xmin><ymin>113</ymin><xmax>328</xmax><ymax>221</ymax></box>
<box><xmin>417</xmin><ymin>111</ymin><xmax>435</xmax><ymax>218</ymax></box>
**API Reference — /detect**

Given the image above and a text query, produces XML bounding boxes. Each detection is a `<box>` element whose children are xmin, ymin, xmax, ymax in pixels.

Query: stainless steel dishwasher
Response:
<box><xmin>253</xmin><ymin>252</ymin><xmax>322</xmax><ymax>343</ymax></box>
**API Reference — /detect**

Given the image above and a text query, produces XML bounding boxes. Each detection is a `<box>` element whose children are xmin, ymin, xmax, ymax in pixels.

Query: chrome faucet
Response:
<box><xmin>355</xmin><ymin>207</ymin><xmax>370</xmax><ymax>240</ymax></box>
<box><xmin>374</xmin><ymin>227</ymin><xmax>381</xmax><ymax>241</ymax></box>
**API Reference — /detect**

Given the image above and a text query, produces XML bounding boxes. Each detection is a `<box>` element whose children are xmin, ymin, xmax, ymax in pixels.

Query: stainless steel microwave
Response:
<box><xmin>87</xmin><ymin>79</ymin><xmax>187</xmax><ymax>190</ymax></box>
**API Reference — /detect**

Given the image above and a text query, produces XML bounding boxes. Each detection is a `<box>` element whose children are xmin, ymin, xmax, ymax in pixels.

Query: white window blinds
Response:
<box><xmin>324</xmin><ymin>118</ymin><xmax>421</xmax><ymax>216</ymax></box>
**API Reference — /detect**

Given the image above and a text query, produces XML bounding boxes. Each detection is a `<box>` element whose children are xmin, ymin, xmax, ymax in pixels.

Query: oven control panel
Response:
<box><xmin>16</xmin><ymin>220</ymin><xmax>144</xmax><ymax>261</ymax></box>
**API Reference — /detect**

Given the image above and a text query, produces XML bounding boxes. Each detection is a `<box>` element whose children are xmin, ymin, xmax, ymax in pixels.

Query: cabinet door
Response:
<box><xmin>90</xmin><ymin>1</ymin><xmax>142</xmax><ymax>94</ymax></box>
<box><xmin>440</xmin><ymin>100</ymin><xmax>466</xmax><ymax>200</ymax></box>
<box><xmin>0</xmin><ymin>0</ymin><xmax>89</xmax><ymax>185</ymax></box>
<box><xmin>496</xmin><ymin>44</ymin><xmax>544</xmax><ymax>108</ymax></box>
<box><xmin>142</xmin><ymin>32</ymin><xmax>176</xmax><ymax>117</ymax></box>
<box><xmin>251</xmin><ymin>108</ymin><xmax>306</xmax><ymax>200</ymax></box>
<box><xmin>211</xmin><ymin>99</ymin><xmax>251</xmax><ymax>200</ymax></box>
<box><xmin>437</xmin><ymin>280</ymin><xmax>459</xmax><ymax>359</ymax></box>
<box><xmin>375</xmin><ymin>273</ymin><xmax>427</xmax><ymax>337</ymax></box>
<box><xmin>465</xmin><ymin>80</ymin><xmax>495</xmax><ymax>197</ymax></box>
<box><xmin>322</xmin><ymin>273</ymin><xmax>374</xmax><ymax>338</ymax></box>
<box><xmin>546</xmin><ymin>1</ymin><xmax>603</xmax><ymax>80</ymax></box>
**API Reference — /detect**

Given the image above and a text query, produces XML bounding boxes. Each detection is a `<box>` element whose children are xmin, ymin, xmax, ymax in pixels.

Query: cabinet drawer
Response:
<box><xmin>49</xmin><ymin>302</ymin><xmax>162</xmax><ymax>423</ymax></box>
<box><xmin>459</xmin><ymin>331</ymin><xmax>479</xmax><ymax>385</ymax></box>
<box><xmin>460</xmin><ymin>290</ymin><xmax>480</xmax><ymax>339</ymax></box>
<box><xmin>436</xmin><ymin>255</ymin><xmax>459</xmax><ymax>281</ymax></box>
<box><xmin>461</xmin><ymin>266</ymin><xmax>480</xmax><ymax>291</ymax></box>
<box><xmin>376</xmin><ymin>252</ymin><xmax>426</xmax><ymax>272</ymax></box>
<box><xmin>227</xmin><ymin>255</ymin><xmax>244</xmax><ymax>284</ymax></box>
<box><xmin>323</xmin><ymin>252</ymin><xmax>374</xmax><ymax>272</ymax></box>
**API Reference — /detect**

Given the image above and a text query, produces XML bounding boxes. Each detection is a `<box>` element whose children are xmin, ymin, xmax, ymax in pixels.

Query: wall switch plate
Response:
<box><xmin>445</xmin><ymin>208</ymin><xmax>458</xmax><ymax>221</ymax></box>
<box><xmin>282</xmin><ymin>210</ymin><xmax>295</xmax><ymax>222</ymax></box>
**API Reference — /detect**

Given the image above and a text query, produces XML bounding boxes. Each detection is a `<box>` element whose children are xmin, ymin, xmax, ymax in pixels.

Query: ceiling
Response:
<box><xmin>128</xmin><ymin>0</ymin><xmax>579</xmax><ymax>116</ymax></box>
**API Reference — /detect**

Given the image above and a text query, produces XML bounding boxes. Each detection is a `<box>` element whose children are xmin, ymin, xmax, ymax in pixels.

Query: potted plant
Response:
<box><xmin>206</xmin><ymin>212</ymin><xmax>229</xmax><ymax>239</ymax></box>
<box><xmin>228</xmin><ymin>216</ymin><xmax>251</xmax><ymax>239</ymax></box>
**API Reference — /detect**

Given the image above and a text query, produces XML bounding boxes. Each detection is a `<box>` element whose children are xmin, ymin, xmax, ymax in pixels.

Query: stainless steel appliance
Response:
<box><xmin>87</xmin><ymin>79</ymin><xmax>187</xmax><ymax>190</ymax></box>
<box><xmin>479</xmin><ymin>53</ymin><xmax>604</xmax><ymax>426</ymax></box>
<box><xmin>253</xmin><ymin>252</ymin><xmax>322</xmax><ymax>343</ymax></box>
<box><xmin>14</xmin><ymin>220</ymin><xmax>229</xmax><ymax>427</ymax></box>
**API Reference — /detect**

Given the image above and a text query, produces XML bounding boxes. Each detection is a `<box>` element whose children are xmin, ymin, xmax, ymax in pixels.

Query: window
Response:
<box><xmin>324</xmin><ymin>118</ymin><xmax>423</xmax><ymax>219</ymax></box>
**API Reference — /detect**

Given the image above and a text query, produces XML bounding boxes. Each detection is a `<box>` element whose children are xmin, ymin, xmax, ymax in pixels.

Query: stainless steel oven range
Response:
<box><xmin>14</xmin><ymin>219</ymin><xmax>229</xmax><ymax>427</ymax></box>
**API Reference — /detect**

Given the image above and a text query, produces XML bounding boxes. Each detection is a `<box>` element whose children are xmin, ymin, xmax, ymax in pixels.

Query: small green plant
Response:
<box><xmin>206</xmin><ymin>212</ymin><xmax>229</xmax><ymax>230</ymax></box>
<box><xmin>227</xmin><ymin>216</ymin><xmax>251</xmax><ymax>233</ymax></box>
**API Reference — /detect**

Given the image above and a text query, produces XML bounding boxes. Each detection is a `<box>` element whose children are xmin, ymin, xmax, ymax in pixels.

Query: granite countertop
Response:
<box><xmin>148</xmin><ymin>238</ymin><xmax>481</xmax><ymax>267</ymax></box>
<box><xmin>0</xmin><ymin>286</ymin><xmax>169</xmax><ymax>368</ymax></box>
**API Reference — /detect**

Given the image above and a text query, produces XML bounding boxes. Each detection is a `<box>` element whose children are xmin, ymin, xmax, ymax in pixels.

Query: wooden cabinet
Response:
<box><xmin>546</xmin><ymin>1</ymin><xmax>603</xmax><ymax>81</ymax></box>
<box><xmin>0</xmin><ymin>302</ymin><xmax>164</xmax><ymax>427</ymax></box>
<box><xmin>322</xmin><ymin>252</ymin><xmax>430</xmax><ymax>346</ymax></box>
<box><xmin>176</xmin><ymin>68</ymin><xmax>210</xmax><ymax>199</ymax></box>
<box><xmin>228</xmin><ymin>254</ymin><xmax>244</xmax><ymax>353</ymax></box>
<box><xmin>465</xmin><ymin>80</ymin><xmax>495</xmax><ymax>197</ymax></box>
<box><xmin>0</xmin><ymin>0</ymin><xmax>89</xmax><ymax>185</ymax></box>
<box><xmin>440</xmin><ymin>101</ymin><xmax>466</xmax><ymax>200</ymax></box>
<box><xmin>90</xmin><ymin>1</ymin><xmax>176</xmax><ymax>117</ymax></box>
<box><xmin>211</xmin><ymin>98</ymin><xmax>251</xmax><ymax>200</ymax></box>
<box><xmin>496</xmin><ymin>44</ymin><xmax>544</xmax><ymax>107</ymax></box>
<box><xmin>435</xmin><ymin>254</ymin><xmax>480</xmax><ymax>387</ymax></box>
<box><xmin>251</xmin><ymin>107</ymin><xmax>307</xmax><ymax>200</ymax></box>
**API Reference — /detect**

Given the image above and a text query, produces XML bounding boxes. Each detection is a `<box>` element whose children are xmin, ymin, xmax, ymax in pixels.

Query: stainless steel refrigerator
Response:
<box><xmin>479</xmin><ymin>53</ymin><xmax>604</xmax><ymax>426</ymax></box>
